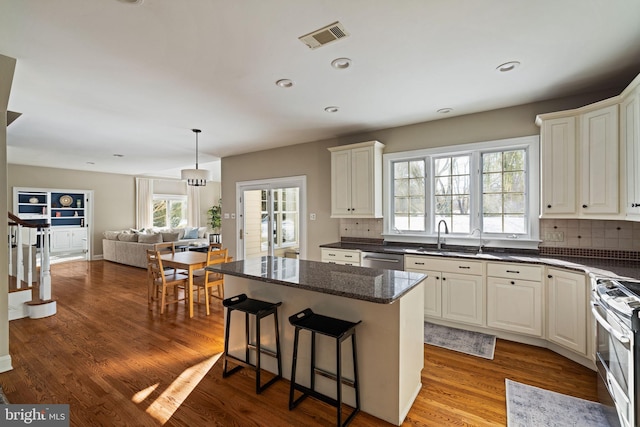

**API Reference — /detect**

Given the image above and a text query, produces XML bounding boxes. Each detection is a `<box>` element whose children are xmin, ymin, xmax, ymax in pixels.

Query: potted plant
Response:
<box><xmin>207</xmin><ymin>200</ymin><xmax>222</xmax><ymax>243</ymax></box>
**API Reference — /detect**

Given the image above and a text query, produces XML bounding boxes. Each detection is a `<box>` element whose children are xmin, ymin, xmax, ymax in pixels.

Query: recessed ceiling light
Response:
<box><xmin>276</xmin><ymin>79</ymin><xmax>294</xmax><ymax>88</ymax></box>
<box><xmin>117</xmin><ymin>0</ymin><xmax>144</xmax><ymax>4</ymax></box>
<box><xmin>331</xmin><ymin>58</ymin><xmax>352</xmax><ymax>69</ymax></box>
<box><xmin>86</xmin><ymin>162</ymin><xmax>95</xmax><ymax>165</ymax></box>
<box><xmin>437</xmin><ymin>108</ymin><xmax>453</xmax><ymax>114</ymax></box>
<box><xmin>113</xmin><ymin>154</ymin><xmax>124</xmax><ymax>157</ymax></box>
<box><xmin>324</xmin><ymin>106</ymin><xmax>339</xmax><ymax>113</ymax></box>
<box><xmin>496</xmin><ymin>61</ymin><xmax>521</xmax><ymax>72</ymax></box>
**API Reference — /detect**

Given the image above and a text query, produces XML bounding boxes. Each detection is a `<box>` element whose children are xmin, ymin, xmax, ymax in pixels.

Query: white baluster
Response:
<box><xmin>40</xmin><ymin>227</ymin><xmax>52</xmax><ymax>301</ymax></box>
<box><xmin>15</xmin><ymin>223</ymin><xmax>24</xmax><ymax>289</ymax></box>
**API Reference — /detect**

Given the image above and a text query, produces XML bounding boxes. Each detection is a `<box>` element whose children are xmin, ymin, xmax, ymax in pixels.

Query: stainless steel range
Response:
<box><xmin>592</xmin><ymin>277</ymin><xmax>640</xmax><ymax>427</ymax></box>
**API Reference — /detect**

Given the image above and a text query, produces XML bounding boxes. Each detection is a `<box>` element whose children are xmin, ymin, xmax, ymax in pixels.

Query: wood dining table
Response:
<box><xmin>160</xmin><ymin>250</ymin><xmax>208</xmax><ymax>318</ymax></box>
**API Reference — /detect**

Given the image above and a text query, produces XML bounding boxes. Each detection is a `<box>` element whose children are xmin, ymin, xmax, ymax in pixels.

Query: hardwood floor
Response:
<box><xmin>1</xmin><ymin>260</ymin><xmax>598</xmax><ymax>426</ymax></box>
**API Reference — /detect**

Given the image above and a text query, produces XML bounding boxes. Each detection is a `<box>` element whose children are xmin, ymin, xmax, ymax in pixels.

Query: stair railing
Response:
<box><xmin>8</xmin><ymin>212</ymin><xmax>51</xmax><ymax>300</ymax></box>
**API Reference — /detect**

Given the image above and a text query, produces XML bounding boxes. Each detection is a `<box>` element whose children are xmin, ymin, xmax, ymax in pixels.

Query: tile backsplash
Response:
<box><xmin>340</xmin><ymin>217</ymin><xmax>640</xmax><ymax>255</ymax></box>
<box><xmin>539</xmin><ymin>219</ymin><xmax>640</xmax><ymax>251</ymax></box>
<box><xmin>340</xmin><ymin>218</ymin><xmax>384</xmax><ymax>239</ymax></box>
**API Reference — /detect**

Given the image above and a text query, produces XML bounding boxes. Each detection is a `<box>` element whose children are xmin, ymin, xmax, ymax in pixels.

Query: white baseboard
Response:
<box><xmin>0</xmin><ymin>354</ymin><xmax>13</xmax><ymax>373</ymax></box>
<box><xmin>8</xmin><ymin>290</ymin><xmax>31</xmax><ymax>321</ymax></box>
<box><xmin>28</xmin><ymin>301</ymin><xmax>57</xmax><ymax>319</ymax></box>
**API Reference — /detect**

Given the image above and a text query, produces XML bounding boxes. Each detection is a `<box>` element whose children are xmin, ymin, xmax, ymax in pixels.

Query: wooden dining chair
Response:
<box><xmin>193</xmin><ymin>248</ymin><xmax>228</xmax><ymax>315</ymax></box>
<box><xmin>146</xmin><ymin>249</ymin><xmax>188</xmax><ymax>313</ymax></box>
<box><xmin>155</xmin><ymin>241</ymin><xmax>188</xmax><ymax>274</ymax></box>
<box><xmin>192</xmin><ymin>243</ymin><xmax>223</xmax><ymax>278</ymax></box>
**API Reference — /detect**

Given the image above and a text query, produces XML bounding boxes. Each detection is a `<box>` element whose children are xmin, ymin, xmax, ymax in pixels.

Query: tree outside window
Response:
<box><xmin>153</xmin><ymin>196</ymin><xmax>187</xmax><ymax>228</ymax></box>
<box><xmin>482</xmin><ymin>149</ymin><xmax>526</xmax><ymax>234</ymax></box>
<box><xmin>434</xmin><ymin>155</ymin><xmax>471</xmax><ymax>233</ymax></box>
<box><xmin>393</xmin><ymin>160</ymin><xmax>426</xmax><ymax>231</ymax></box>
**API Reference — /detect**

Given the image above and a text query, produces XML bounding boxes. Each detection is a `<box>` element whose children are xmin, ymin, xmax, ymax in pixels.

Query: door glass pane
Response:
<box><xmin>245</xmin><ymin>187</ymin><xmax>300</xmax><ymax>258</ymax></box>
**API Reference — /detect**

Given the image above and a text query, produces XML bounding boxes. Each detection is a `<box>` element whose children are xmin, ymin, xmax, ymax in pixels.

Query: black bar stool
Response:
<box><xmin>222</xmin><ymin>294</ymin><xmax>282</xmax><ymax>394</ymax></box>
<box><xmin>288</xmin><ymin>308</ymin><xmax>361</xmax><ymax>427</ymax></box>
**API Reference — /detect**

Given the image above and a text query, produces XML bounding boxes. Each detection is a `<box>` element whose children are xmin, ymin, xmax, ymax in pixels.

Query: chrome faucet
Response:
<box><xmin>437</xmin><ymin>220</ymin><xmax>449</xmax><ymax>250</ymax></box>
<box><xmin>471</xmin><ymin>228</ymin><xmax>483</xmax><ymax>253</ymax></box>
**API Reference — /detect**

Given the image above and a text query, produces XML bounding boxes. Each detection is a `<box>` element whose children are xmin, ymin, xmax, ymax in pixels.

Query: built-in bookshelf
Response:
<box><xmin>50</xmin><ymin>192</ymin><xmax>86</xmax><ymax>228</ymax></box>
<box><xmin>13</xmin><ymin>187</ymin><xmax>93</xmax><ymax>257</ymax></box>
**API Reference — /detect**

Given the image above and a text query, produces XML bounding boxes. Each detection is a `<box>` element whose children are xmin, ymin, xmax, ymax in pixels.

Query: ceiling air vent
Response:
<box><xmin>299</xmin><ymin>21</ymin><xmax>349</xmax><ymax>49</ymax></box>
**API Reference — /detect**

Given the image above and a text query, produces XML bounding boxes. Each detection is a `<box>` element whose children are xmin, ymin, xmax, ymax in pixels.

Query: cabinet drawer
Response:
<box><xmin>487</xmin><ymin>262</ymin><xmax>542</xmax><ymax>281</ymax></box>
<box><xmin>321</xmin><ymin>248</ymin><xmax>361</xmax><ymax>263</ymax></box>
<box><xmin>405</xmin><ymin>256</ymin><xmax>482</xmax><ymax>275</ymax></box>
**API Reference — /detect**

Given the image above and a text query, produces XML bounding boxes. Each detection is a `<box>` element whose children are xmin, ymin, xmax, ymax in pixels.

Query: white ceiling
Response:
<box><xmin>2</xmin><ymin>0</ymin><xmax>640</xmax><ymax>180</ymax></box>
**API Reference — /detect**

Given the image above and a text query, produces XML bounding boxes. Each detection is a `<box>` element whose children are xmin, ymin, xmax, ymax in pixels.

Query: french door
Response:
<box><xmin>236</xmin><ymin>176</ymin><xmax>306</xmax><ymax>260</ymax></box>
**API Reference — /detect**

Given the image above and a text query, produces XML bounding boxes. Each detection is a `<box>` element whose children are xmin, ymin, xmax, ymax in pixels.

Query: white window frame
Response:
<box><xmin>152</xmin><ymin>194</ymin><xmax>188</xmax><ymax>229</ymax></box>
<box><xmin>383</xmin><ymin>135</ymin><xmax>540</xmax><ymax>250</ymax></box>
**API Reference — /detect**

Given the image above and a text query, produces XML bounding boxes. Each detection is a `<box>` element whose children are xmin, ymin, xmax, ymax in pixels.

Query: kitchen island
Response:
<box><xmin>209</xmin><ymin>256</ymin><xmax>427</xmax><ymax>425</ymax></box>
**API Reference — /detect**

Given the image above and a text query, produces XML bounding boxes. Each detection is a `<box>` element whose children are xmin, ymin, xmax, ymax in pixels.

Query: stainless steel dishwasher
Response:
<box><xmin>361</xmin><ymin>252</ymin><xmax>405</xmax><ymax>270</ymax></box>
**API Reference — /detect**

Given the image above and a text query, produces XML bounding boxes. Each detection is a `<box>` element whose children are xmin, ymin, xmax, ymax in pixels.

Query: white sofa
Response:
<box><xmin>102</xmin><ymin>227</ymin><xmax>209</xmax><ymax>268</ymax></box>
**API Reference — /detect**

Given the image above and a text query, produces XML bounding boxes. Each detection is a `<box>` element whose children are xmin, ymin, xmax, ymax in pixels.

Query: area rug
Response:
<box><xmin>424</xmin><ymin>322</ymin><xmax>496</xmax><ymax>360</ymax></box>
<box><xmin>0</xmin><ymin>385</ymin><xmax>9</xmax><ymax>404</ymax></box>
<box><xmin>505</xmin><ymin>379</ymin><xmax>612</xmax><ymax>427</ymax></box>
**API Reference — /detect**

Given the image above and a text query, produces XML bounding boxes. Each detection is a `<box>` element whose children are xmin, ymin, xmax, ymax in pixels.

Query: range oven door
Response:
<box><xmin>592</xmin><ymin>300</ymin><xmax>632</xmax><ymax>427</ymax></box>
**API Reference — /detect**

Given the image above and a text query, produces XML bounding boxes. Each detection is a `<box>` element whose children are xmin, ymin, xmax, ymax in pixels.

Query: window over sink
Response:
<box><xmin>384</xmin><ymin>135</ymin><xmax>539</xmax><ymax>249</ymax></box>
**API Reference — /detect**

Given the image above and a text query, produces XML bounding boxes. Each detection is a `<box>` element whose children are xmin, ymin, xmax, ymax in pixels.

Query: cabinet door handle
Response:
<box><xmin>510</xmin><ymin>281</ymin><xmax>515</xmax><ymax>285</ymax></box>
<box><xmin>582</xmin><ymin>204</ymin><xmax>588</xmax><ymax>208</ymax></box>
<box><xmin>345</xmin><ymin>255</ymin><xmax>353</xmax><ymax>258</ymax></box>
<box><xmin>458</xmin><ymin>266</ymin><xmax>470</xmax><ymax>269</ymax></box>
<box><xmin>415</xmin><ymin>262</ymin><xmax>425</xmax><ymax>265</ymax></box>
<box><xmin>547</xmin><ymin>204</ymin><xmax>552</xmax><ymax>208</ymax></box>
<box><xmin>632</xmin><ymin>203</ymin><xmax>640</xmax><ymax>208</ymax></box>
<box><xmin>506</xmin><ymin>270</ymin><xmax>520</xmax><ymax>274</ymax></box>
<box><xmin>328</xmin><ymin>253</ymin><xmax>336</xmax><ymax>256</ymax></box>
<box><xmin>547</xmin><ymin>274</ymin><xmax>553</xmax><ymax>279</ymax></box>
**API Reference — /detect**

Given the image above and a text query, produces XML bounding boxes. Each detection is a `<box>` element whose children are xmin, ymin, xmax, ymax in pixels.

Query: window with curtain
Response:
<box><xmin>153</xmin><ymin>195</ymin><xmax>188</xmax><ymax>228</ymax></box>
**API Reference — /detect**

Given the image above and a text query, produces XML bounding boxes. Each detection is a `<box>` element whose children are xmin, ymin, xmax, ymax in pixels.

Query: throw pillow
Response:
<box><xmin>197</xmin><ymin>227</ymin><xmax>207</xmax><ymax>238</ymax></box>
<box><xmin>171</xmin><ymin>228</ymin><xmax>186</xmax><ymax>240</ymax></box>
<box><xmin>104</xmin><ymin>231</ymin><xmax>121</xmax><ymax>240</ymax></box>
<box><xmin>139</xmin><ymin>233</ymin><xmax>162</xmax><ymax>244</ymax></box>
<box><xmin>184</xmin><ymin>227</ymin><xmax>199</xmax><ymax>239</ymax></box>
<box><xmin>118</xmin><ymin>233</ymin><xmax>139</xmax><ymax>242</ymax></box>
<box><xmin>161</xmin><ymin>232</ymin><xmax>180</xmax><ymax>242</ymax></box>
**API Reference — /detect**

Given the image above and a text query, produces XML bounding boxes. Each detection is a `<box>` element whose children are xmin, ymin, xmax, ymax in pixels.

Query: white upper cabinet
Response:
<box><xmin>329</xmin><ymin>141</ymin><xmax>384</xmax><ymax>218</ymax></box>
<box><xmin>622</xmin><ymin>85</ymin><xmax>640</xmax><ymax>220</ymax></box>
<box><xmin>540</xmin><ymin>117</ymin><xmax>577</xmax><ymax>215</ymax></box>
<box><xmin>538</xmin><ymin>105</ymin><xmax>621</xmax><ymax>219</ymax></box>
<box><xmin>536</xmin><ymin>73</ymin><xmax>640</xmax><ymax>220</ymax></box>
<box><xmin>580</xmin><ymin>104</ymin><xmax>619</xmax><ymax>215</ymax></box>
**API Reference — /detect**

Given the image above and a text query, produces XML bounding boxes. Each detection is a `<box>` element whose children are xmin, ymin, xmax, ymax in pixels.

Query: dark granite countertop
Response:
<box><xmin>320</xmin><ymin>241</ymin><xmax>640</xmax><ymax>281</ymax></box>
<box><xmin>208</xmin><ymin>256</ymin><xmax>427</xmax><ymax>304</ymax></box>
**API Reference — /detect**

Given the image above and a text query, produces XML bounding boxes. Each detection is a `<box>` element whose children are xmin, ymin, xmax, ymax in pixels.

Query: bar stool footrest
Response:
<box><xmin>314</xmin><ymin>367</ymin><xmax>356</xmax><ymax>388</ymax></box>
<box><xmin>290</xmin><ymin>384</ymin><xmax>360</xmax><ymax>427</ymax></box>
<box><xmin>223</xmin><ymin>354</ymin><xmax>282</xmax><ymax>392</ymax></box>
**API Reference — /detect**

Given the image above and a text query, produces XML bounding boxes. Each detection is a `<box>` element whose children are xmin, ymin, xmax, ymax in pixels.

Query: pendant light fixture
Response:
<box><xmin>181</xmin><ymin>128</ymin><xmax>210</xmax><ymax>186</ymax></box>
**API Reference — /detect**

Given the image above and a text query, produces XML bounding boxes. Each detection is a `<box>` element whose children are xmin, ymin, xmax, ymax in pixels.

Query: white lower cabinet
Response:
<box><xmin>320</xmin><ymin>248</ymin><xmax>361</xmax><ymax>266</ymax></box>
<box><xmin>403</xmin><ymin>254</ymin><xmax>591</xmax><ymax>363</ymax></box>
<box><xmin>441</xmin><ymin>272</ymin><xmax>484</xmax><ymax>326</ymax></box>
<box><xmin>406</xmin><ymin>256</ymin><xmax>484</xmax><ymax>326</ymax></box>
<box><xmin>546</xmin><ymin>267</ymin><xmax>587</xmax><ymax>355</ymax></box>
<box><xmin>486</xmin><ymin>262</ymin><xmax>543</xmax><ymax>337</ymax></box>
<box><xmin>51</xmin><ymin>227</ymin><xmax>87</xmax><ymax>253</ymax></box>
